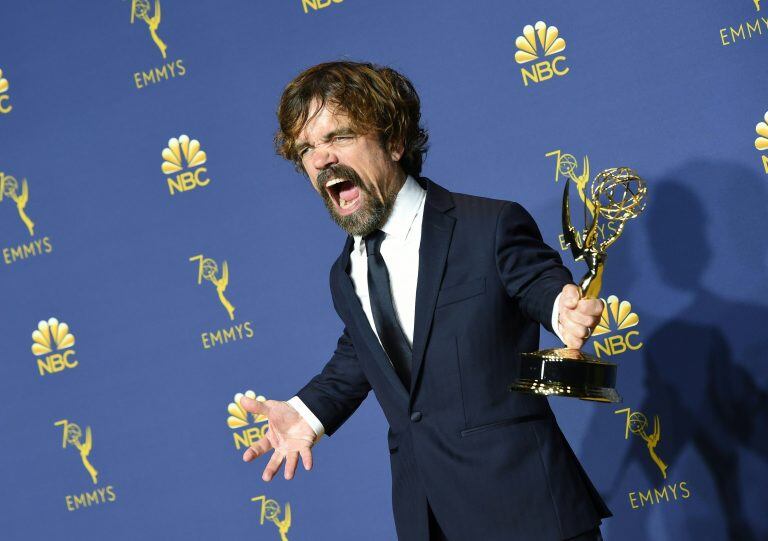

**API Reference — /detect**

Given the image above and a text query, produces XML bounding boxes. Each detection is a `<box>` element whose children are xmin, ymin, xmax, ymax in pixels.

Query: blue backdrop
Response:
<box><xmin>2</xmin><ymin>1</ymin><xmax>767</xmax><ymax>539</ymax></box>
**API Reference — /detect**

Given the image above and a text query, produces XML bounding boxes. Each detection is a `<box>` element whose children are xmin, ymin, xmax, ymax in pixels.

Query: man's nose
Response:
<box><xmin>312</xmin><ymin>146</ymin><xmax>338</xmax><ymax>172</ymax></box>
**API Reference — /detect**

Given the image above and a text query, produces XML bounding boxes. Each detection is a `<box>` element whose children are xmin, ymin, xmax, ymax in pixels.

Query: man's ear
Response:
<box><xmin>389</xmin><ymin>139</ymin><xmax>405</xmax><ymax>162</ymax></box>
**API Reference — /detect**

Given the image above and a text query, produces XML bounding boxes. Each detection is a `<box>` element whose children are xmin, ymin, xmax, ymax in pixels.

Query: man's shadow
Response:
<box><xmin>584</xmin><ymin>161</ymin><xmax>768</xmax><ymax>540</ymax></box>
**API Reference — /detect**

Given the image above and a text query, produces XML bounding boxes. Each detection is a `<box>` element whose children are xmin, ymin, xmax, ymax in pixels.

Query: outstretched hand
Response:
<box><xmin>239</xmin><ymin>396</ymin><xmax>317</xmax><ymax>481</ymax></box>
<box><xmin>557</xmin><ymin>283</ymin><xmax>604</xmax><ymax>350</ymax></box>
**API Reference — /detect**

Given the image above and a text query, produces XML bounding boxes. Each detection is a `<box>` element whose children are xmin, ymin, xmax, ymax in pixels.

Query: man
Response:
<box><xmin>239</xmin><ymin>61</ymin><xmax>611</xmax><ymax>541</ymax></box>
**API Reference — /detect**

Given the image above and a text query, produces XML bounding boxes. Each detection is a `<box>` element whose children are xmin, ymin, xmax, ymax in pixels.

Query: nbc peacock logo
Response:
<box><xmin>161</xmin><ymin>134</ymin><xmax>210</xmax><ymax>195</ymax></box>
<box><xmin>31</xmin><ymin>318</ymin><xmax>79</xmax><ymax>376</ymax></box>
<box><xmin>227</xmin><ymin>390</ymin><xmax>269</xmax><ymax>451</ymax></box>
<box><xmin>591</xmin><ymin>295</ymin><xmax>643</xmax><ymax>358</ymax></box>
<box><xmin>0</xmin><ymin>68</ymin><xmax>11</xmax><ymax>113</ymax></box>
<box><xmin>755</xmin><ymin>111</ymin><xmax>768</xmax><ymax>174</ymax></box>
<box><xmin>514</xmin><ymin>21</ymin><xmax>569</xmax><ymax>86</ymax></box>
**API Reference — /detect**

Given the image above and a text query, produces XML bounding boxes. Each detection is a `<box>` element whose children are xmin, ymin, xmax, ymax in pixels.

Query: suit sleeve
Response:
<box><xmin>295</xmin><ymin>323</ymin><xmax>372</xmax><ymax>437</ymax></box>
<box><xmin>495</xmin><ymin>201</ymin><xmax>573</xmax><ymax>332</ymax></box>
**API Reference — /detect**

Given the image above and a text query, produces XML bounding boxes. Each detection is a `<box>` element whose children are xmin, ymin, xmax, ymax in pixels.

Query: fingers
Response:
<box><xmin>262</xmin><ymin>449</ymin><xmax>285</xmax><ymax>482</ymax></box>
<box><xmin>558</xmin><ymin>285</ymin><xmax>603</xmax><ymax>350</ymax></box>
<box><xmin>284</xmin><ymin>452</ymin><xmax>299</xmax><ymax>480</ymax></box>
<box><xmin>559</xmin><ymin>318</ymin><xmax>589</xmax><ymax>349</ymax></box>
<box><xmin>562</xmin><ymin>305</ymin><xmax>596</xmax><ymax>328</ymax></box>
<box><xmin>576</xmin><ymin>298</ymin><xmax>605</xmax><ymax>318</ymax></box>
<box><xmin>239</xmin><ymin>395</ymin><xmax>269</xmax><ymax>415</ymax></box>
<box><xmin>299</xmin><ymin>447</ymin><xmax>313</xmax><ymax>471</ymax></box>
<box><xmin>560</xmin><ymin>284</ymin><xmax>581</xmax><ymax>309</ymax></box>
<box><xmin>242</xmin><ymin>435</ymin><xmax>272</xmax><ymax>462</ymax></box>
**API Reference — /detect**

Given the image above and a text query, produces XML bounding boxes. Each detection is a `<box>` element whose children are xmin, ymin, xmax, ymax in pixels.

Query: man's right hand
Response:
<box><xmin>239</xmin><ymin>396</ymin><xmax>317</xmax><ymax>481</ymax></box>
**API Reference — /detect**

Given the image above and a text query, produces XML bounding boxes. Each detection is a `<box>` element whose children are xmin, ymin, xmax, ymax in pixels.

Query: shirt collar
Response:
<box><xmin>353</xmin><ymin>174</ymin><xmax>426</xmax><ymax>251</ymax></box>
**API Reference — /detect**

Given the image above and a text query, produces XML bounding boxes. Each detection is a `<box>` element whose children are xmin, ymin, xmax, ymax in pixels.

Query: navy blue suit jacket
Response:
<box><xmin>297</xmin><ymin>177</ymin><xmax>612</xmax><ymax>540</ymax></box>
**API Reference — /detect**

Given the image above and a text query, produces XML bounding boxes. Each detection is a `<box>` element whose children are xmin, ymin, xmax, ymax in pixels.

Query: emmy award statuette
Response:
<box><xmin>509</xmin><ymin>167</ymin><xmax>647</xmax><ymax>402</ymax></box>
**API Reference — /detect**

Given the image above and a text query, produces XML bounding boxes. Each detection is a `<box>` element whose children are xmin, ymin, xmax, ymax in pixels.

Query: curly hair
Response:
<box><xmin>275</xmin><ymin>61</ymin><xmax>429</xmax><ymax>177</ymax></box>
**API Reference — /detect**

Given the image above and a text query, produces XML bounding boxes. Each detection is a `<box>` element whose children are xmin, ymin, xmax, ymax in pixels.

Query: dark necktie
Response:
<box><xmin>364</xmin><ymin>230</ymin><xmax>412</xmax><ymax>389</ymax></box>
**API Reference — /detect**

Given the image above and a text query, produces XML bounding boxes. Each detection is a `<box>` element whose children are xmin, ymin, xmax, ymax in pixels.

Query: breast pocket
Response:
<box><xmin>435</xmin><ymin>277</ymin><xmax>486</xmax><ymax>309</ymax></box>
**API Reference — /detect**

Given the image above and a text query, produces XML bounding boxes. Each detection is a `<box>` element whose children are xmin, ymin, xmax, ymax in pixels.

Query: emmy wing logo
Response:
<box><xmin>614</xmin><ymin>407</ymin><xmax>692</xmax><ymax>510</ymax></box>
<box><xmin>1</xmin><ymin>171</ymin><xmax>54</xmax><ymax>266</ymax></box>
<box><xmin>0</xmin><ymin>173</ymin><xmax>34</xmax><ymax>235</ymax></box>
<box><xmin>162</xmin><ymin>135</ymin><xmax>210</xmax><ymax>195</ymax></box>
<box><xmin>189</xmin><ymin>254</ymin><xmax>235</xmax><ymax>320</ymax></box>
<box><xmin>55</xmin><ymin>419</ymin><xmax>119</xmax><ymax>512</ymax></box>
<box><xmin>228</xmin><ymin>390</ymin><xmax>269</xmax><ymax>450</ymax></box>
<box><xmin>755</xmin><ymin>111</ymin><xmax>768</xmax><ymax>174</ymax></box>
<box><xmin>0</xmin><ymin>68</ymin><xmax>11</xmax><ymax>113</ymax></box>
<box><xmin>754</xmin><ymin>0</ymin><xmax>761</xmax><ymax>11</ymax></box>
<box><xmin>591</xmin><ymin>295</ymin><xmax>643</xmax><ymax>358</ymax></box>
<box><xmin>615</xmin><ymin>408</ymin><xmax>667</xmax><ymax>479</ymax></box>
<box><xmin>252</xmin><ymin>495</ymin><xmax>292</xmax><ymax>541</ymax></box>
<box><xmin>31</xmin><ymin>318</ymin><xmax>79</xmax><ymax>376</ymax></box>
<box><xmin>130</xmin><ymin>0</ymin><xmax>167</xmax><ymax>58</ymax></box>
<box><xmin>55</xmin><ymin>419</ymin><xmax>99</xmax><ymax>484</ymax></box>
<box><xmin>514</xmin><ymin>21</ymin><xmax>569</xmax><ymax>86</ymax></box>
<box><xmin>129</xmin><ymin>0</ymin><xmax>186</xmax><ymax>89</ymax></box>
<box><xmin>189</xmin><ymin>253</ymin><xmax>255</xmax><ymax>349</ymax></box>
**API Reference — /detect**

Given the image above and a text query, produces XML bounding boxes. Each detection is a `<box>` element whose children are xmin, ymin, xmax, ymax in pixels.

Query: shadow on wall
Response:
<box><xmin>588</xmin><ymin>160</ymin><xmax>768</xmax><ymax>540</ymax></box>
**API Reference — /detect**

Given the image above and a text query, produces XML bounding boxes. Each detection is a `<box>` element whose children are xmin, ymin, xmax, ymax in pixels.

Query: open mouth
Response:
<box><xmin>325</xmin><ymin>178</ymin><xmax>362</xmax><ymax>215</ymax></box>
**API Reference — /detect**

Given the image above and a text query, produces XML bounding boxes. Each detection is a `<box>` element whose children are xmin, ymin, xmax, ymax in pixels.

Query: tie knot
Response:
<box><xmin>364</xmin><ymin>229</ymin><xmax>386</xmax><ymax>256</ymax></box>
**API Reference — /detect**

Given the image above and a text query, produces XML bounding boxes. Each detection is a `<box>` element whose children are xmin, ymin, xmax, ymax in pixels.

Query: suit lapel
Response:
<box><xmin>333</xmin><ymin>235</ymin><xmax>410</xmax><ymax>403</ymax></box>
<box><xmin>410</xmin><ymin>178</ymin><xmax>455</xmax><ymax>398</ymax></box>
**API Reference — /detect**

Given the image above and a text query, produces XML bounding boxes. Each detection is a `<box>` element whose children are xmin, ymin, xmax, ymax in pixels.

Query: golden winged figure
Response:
<box><xmin>270</xmin><ymin>502</ymin><xmax>291</xmax><ymax>541</ymax></box>
<box><xmin>641</xmin><ymin>415</ymin><xmax>668</xmax><ymax>479</ymax></box>
<box><xmin>569</xmin><ymin>155</ymin><xmax>595</xmax><ymax>218</ymax></box>
<box><xmin>72</xmin><ymin>426</ymin><xmax>99</xmax><ymax>485</ymax></box>
<box><xmin>131</xmin><ymin>0</ymin><xmax>168</xmax><ymax>58</ymax></box>
<box><xmin>212</xmin><ymin>261</ymin><xmax>236</xmax><ymax>320</ymax></box>
<box><xmin>6</xmin><ymin>177</ymin><xmax>35</xmax><ymax>236</ymax></box>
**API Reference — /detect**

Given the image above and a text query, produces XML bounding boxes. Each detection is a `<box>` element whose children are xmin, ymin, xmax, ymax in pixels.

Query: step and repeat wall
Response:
<box><xmin>2</xmin><ymin>1</ymin><xmax>767</xmax><ymax>539</ymax></box>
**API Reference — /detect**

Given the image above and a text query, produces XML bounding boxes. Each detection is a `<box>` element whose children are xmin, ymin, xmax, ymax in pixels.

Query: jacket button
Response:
<box><xmin>410</xmin><ymin>411</ymin><xmax>422</xmax><ymax>422</ymax></box>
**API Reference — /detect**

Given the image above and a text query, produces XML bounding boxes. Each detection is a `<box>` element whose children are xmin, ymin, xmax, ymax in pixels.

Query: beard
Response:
<box><xmin>317</xmin><ymin>164</ymin><xmax>399</xmax><ymax>237</ymax></box>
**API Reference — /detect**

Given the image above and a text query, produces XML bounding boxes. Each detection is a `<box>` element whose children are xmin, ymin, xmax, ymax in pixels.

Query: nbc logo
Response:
<box><xmin>228</xmin><ymin>391</ymin><xmax>269</xmax><ymax>450</ymax></box>
<box><xmin>32</xmin><ymin>318</ymin><xmax>78</xmax><ymax>376</ymax></box>
<box><xmin>0</xmin><ymin>68</ymin><xmax>11</xmax><ymax>113</ymax></box>
<box><xmin>591</xmin><ymin>295</ymin><xmax>643</xmax><ymax>358</ymax></box>
<box><xmin>162</xmin><ymin>135</ymin><xmax>210</xmax><ymax>195</ymax></box>
<box><xmin>514</xmin><ymin>21</ymin><xmax>569</xmax><ymax>86</ymax></box>
<box><xmin>302</xmin><ymin>0</ymin><xmax>344</xmax><ymax>14</ymax></box>
<box><xmin>755</xmin><ymin>111</ymin><xmax>768</xmax><ymax>174</ymax></box>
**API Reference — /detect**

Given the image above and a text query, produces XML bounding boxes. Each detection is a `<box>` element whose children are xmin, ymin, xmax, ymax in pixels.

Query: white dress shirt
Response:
<box><xmin>288</xmin><ymin>175</ymin><xmax>564</xmax><ymax>441</ymax></box>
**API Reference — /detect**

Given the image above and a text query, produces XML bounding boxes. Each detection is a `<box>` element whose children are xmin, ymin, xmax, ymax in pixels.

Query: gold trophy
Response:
<box><xmin>509</xmin><ymin>166</ymin><xmax>647</xmax><ymax>402</ymax></box>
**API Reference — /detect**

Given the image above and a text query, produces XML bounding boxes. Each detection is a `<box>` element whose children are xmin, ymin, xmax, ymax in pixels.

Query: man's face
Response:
<box><xmin>295</xmin><ymin>102</ymin><xmax>405</xmax><ymax>237</ymax></box>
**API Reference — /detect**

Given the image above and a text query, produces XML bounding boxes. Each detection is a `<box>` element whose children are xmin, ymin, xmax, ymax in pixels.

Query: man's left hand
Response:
<box><xmin>557</xmin><ymin>284</ymin><xmax>604</xmax><ymax>349</ymax></box>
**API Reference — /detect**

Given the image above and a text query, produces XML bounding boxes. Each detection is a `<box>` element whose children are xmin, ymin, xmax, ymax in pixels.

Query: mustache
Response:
<box><xmin>317</xmin><ymin>164</ymin><xmax>364</xmax><ymax>190</ymax></box>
